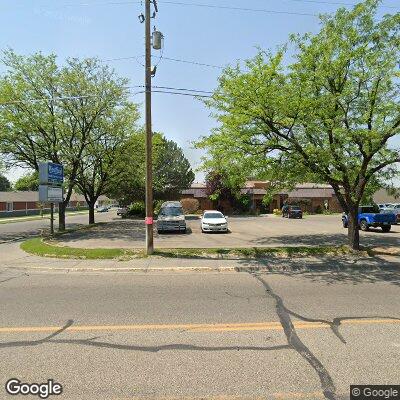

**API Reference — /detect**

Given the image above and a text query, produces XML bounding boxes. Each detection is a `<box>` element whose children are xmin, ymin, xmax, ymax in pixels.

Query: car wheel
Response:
<box><xmin>382</xmin><ymin>225</ymin><xmax>391</xmax><ymax>233</ymax></box>
<box><xmin>360</xmin><ymin>220</ymin><xmax>369</xmax><ymax>231</ymax></box>
<box><xmin>342</xmin><ymin>220</ymin><xmax>348</xmax><ymax>228</ymax></box>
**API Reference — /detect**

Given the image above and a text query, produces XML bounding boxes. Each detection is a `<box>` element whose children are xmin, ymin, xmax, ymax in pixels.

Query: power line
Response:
<box><xmin>159</xmin><ymin>1</ymin><xmax>317</xmax><ymax>16</ymax></box>
<box><xmin>103</xmin><ymin>55</ymin><xmax>224</xmax><ymax>69</ymax></box>
<box><xmin>52</xmin><ymin>0</ymin><xmax>400</xmax><ymax>11</ymax></box>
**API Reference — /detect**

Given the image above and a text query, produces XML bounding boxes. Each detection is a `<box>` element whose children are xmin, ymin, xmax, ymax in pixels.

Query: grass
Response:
<box><xmin>20</xmin><ymin>238</ymin><xmax>144</xmax><ymax>260</ymax></box>
<box><xmin>0</xmin><ymin>210</ymin><xmax>89</xmax><ymax>224</ymax></box>
<box><xmin>20</xmin><ymin>237</ymin><xmax>352</xmax><ymax>260</ymax></box>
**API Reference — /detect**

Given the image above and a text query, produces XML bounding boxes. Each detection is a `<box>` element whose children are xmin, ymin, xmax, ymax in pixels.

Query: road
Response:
<box><xmin>0</xmin><ymin>266</ymin><xmax>399</xmax><ymax>399</ymax></box>
<box><xmin>0</xmin><ymin>211</ymin><xmax>114</xmax><ymax>243</ymax></box>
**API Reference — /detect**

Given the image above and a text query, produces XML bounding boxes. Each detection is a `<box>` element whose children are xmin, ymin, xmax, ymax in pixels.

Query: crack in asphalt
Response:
<box><xmin>0</xmin><ymin>319</ymin><xmax>291</xmax><ymax>353</ymax></box>
<box><xmin>249</xmin><ymin>272</ymin><xmax>337</xmax><ymax>400</ymax></box>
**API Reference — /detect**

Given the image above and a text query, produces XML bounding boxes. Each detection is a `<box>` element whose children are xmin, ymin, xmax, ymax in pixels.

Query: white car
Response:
<box><xmin>201</xmin><ymin>211</ymin><xmax>228</xmax><ymax>233</ymax></box>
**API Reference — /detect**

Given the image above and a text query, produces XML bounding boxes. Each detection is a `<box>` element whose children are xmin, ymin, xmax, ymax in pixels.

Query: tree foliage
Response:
<box><xmin>14</xmin><ymin>171</ymin><xmax>39</xmax><ymax>191</ymax></box>
<box><xmin>107</xmin><ymin>132</ymin><xmax>194</xmax><ymax>205</ymax></box>
<box><xmin>0</xmin><ymin>174</ymin><xmax>11</xmax><ymax>191</ymax></box>
<box><xmin>197</xmin><ymin>0</ymin><xmax>400</xmax><ymax>249</ymax></box>
<box><xmin>0</xmin><ymin>50</ymin><xmax>131</xmax><ymax>229</ymax></box>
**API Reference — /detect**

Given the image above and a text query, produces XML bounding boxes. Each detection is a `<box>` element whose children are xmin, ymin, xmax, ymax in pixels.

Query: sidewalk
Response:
<box><xmin>1</xmin><ymin>240</ymin><xmax>399</xmax><ymax>273</ymax></box>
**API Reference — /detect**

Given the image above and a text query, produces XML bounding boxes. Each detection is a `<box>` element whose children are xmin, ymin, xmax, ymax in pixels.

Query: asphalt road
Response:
<box><xmin>0</xmin><ymin>267</ymin><xmax>399</xmax><ymax>400</ymax></box>
<box><xmin>0</xmin><ymin>211</ymin><xmax>114</xmax><ymax>243</ymax></box>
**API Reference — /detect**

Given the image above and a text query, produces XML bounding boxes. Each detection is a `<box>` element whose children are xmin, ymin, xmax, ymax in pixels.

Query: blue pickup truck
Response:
<box><xmin>342</xmin><ymin>205</ymin><xmax>396</xmax><ymax>232</ymax></box>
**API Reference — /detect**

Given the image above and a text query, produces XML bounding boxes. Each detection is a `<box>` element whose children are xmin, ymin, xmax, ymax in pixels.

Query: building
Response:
<box><xmin>373</xmin><ymin>189</ymin><xmax>400</xmax><ymax>205</ymax></box>
<box><xmin>0</xmin><ymin>191</ymin><xmax>112</xmax><ymax>218</ymax></box>
<box><xmin>181</xmin><ymin>181</ymin><xmax>343</xmax><ymax>214</ymax></box>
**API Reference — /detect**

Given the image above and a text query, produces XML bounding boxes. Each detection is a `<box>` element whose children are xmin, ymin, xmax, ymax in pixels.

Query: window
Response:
<box><xmin>6</xmin><ymin>202</ymin><xmax>13</xmax><ymax>212</ymax></box>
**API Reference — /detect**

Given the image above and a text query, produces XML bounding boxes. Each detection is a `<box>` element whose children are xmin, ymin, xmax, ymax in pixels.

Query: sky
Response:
<box><xmin>1</xmin><ymin>0</ymin><xmax>399</xmax><ymax>184</ymax></box>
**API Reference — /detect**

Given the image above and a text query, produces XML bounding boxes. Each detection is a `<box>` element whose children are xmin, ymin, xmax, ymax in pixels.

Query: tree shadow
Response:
<box><xmin>236</xmin><ymin>255</ymin><xmax>400</xmax><ymax>286</ymax></box>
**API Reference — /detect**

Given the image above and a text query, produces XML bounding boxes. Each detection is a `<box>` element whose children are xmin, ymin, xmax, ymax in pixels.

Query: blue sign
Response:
<box><xmin>39</xmin><ymin>162</ymin><xmax>64</xmax><ymax>186</ymax></box>
<box><xmin>48</xmin><ymin>163</ymin><xmax>64</xmax><ymax>184</ymax></box>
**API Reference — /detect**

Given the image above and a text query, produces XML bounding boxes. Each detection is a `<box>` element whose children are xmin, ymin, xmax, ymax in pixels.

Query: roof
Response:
<box><xmin>373</xmin><ymin>189</ymin><xmax>400</xmax><ymax>204</ymax></box>
<box><xmin>181</xmin><ymin>182</ymin><xmax>337</xmax><ymax>199</ymax></box>
<box><xmin>284</xmin><ymin>188</ymin><xmax>336</xmax><ymax>198</ymax></box>
<box><xmin>0</xmin><ymin>191</ymin><xmax>111</xmax><ymax>203</ymax></box>
<box><xmin>0</xmin><ymin>191</ymin><xmax>38</xmax><ymax>202</ymax></box>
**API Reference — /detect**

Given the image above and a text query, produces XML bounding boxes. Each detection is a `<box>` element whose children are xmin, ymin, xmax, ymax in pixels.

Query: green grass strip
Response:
<box><xmin>21</xmin><ymin>237</ymin><xmax>351</xmax><ymax>260</ymax></box>
<box><xmin>20</xmin><ymin>238</ymin><xmax>143</xmax><ymax>260</ymax></box>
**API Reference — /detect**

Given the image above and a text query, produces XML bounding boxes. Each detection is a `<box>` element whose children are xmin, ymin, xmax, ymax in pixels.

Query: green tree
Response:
<box><xmin>14</xmin><ymin>171</ymin><xmax>39</xmax><ymax>191</ymax></box>
<box><xmin>75</xmin><ymin>103</ymin><xmax>140</xmax><ymax>224</ymax></box>
<box><xmin>0</xmin><ymin>174</ymin><xmax>11</xmax><ymax>191</ymax></box>
<box><xmin>197</xmin><ymin>0</ymin><xmax>400</xmax><ymax>250</ymax></box>
<box><xmin>0</xmin><ymin>51</ymin><xmax>130</xmax><ymax>230</ymax></box>
<box><xmin>107</xmin><ymin>133</ymin><xmax>194</xmax><ymax>204</ymax></box>
<box><xmin>153</xmin><ymin>137</ymin><xmax>195</xmax><ymax>200</ymax></box>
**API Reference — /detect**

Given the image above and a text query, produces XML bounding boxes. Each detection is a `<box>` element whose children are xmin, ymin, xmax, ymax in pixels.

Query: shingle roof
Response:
<box><xmin>0</xmin><ymin>191</ymin><xmax>111</xmax><ymax>203</ymax></box>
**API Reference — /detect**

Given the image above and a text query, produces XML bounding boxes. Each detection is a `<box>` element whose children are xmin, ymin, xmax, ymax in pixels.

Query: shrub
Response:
<box><xmin>127</xmin><ymin>202</ymin><xmax>146</xmax><ymax>217</ymax></box>
<box><xmin>180</xmin><ymin>198</ymin><xmax>199</xmax><ymax>214</ymax></box>
<box><xmin>153</xmin><ymin>199</ymin><xmax>164</xmax><ymax>216</ymax></box>
<box><xmin>273</xmin><ymin>208</ymin><xmax>282</xmax><ymax>215</ymax></box>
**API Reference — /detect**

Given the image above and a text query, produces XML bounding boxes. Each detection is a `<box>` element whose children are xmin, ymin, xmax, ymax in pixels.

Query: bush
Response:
<box><xmin>153</xmin><ymin>199</ymin><xmax>164</xmax><ymax>216</ymax></box>
<box><xmin>273</xmin><ymin>208</ymin><xmax>282</xmax><ymax>215</ymax></box>
<box><xmin>127</xmin><ymin>202</ymin><xmax>146</xmax><ymax>217</ymax></box>
<box><xmin>180</xmin><ymin>198</ymin><xmax>199</xmax><ymax>214</ymax></box>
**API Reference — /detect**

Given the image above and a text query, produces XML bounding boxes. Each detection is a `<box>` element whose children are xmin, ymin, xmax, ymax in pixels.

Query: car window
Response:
<box><xmin>204</xmin><ymin>212</ymin><xmax>224</xmax><ymax>219</ymax></box>
<box><xmin>290</xmin><ymin>206</ymin><xmax>301</xmax><ymax>211</ymax></box>
<box><xmin>360</xmin><ymin>206</ymin><xmax>380</xmax><ymax>213</ymax></box>
<box><xmin>159</xmin><ymin>207</ymin><xmax>183</xmax><ymax>216</ymax></box>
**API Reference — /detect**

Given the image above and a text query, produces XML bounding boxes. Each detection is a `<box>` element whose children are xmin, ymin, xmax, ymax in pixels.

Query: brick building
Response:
<box><xmin>181</xmin><ymin>182</ymin><xmax>343</xmax><ymax>214</ymax></box>
<box><xmin>0</xmin><ymin>191</ymin><xmax>112</xmax><ymax>218</ymax></box>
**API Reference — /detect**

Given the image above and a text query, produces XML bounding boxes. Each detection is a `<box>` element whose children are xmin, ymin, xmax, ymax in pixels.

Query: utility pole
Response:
<box><xmin>144</xmin><ymin>0</ymin><xmax>154</xmax><ymax>255</ymax></box>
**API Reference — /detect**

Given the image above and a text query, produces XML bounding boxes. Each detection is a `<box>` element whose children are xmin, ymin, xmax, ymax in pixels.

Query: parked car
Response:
<box><xmin>378</xmin><ymin>203</ymin><xmax>394</xmax><ymax>210</ymax></box>
<box><xmin>380</xmin><ymin>203</ymin><xmax>400</xmax><ymax>224</ymax></box>
<box><xmin>342</xmin><ymin>205</ymin><xmax>396</xmax><ymax>232</ymax></box>
<box><xmin>282</xmin><ymin>205</ymin><xmax>303</xmax><ymax>219</ymax></box>
<box><xmin>201</xmin><ymin>211</ymin><xmax>229</xmax><ymax>233</ymax></box>
<box><xmin>157</xmin><ymin>201</ymin><xmax>186</xmax><ymax>234</ymax></box>
<box><xmin>96</xmin><ymin>207</ymin><xmax>109</xmax><ymax>213</ymax></box>
<box><xmin>117</xmin><ymin>207</ymin><xmax>128</xmax><ymax>216</ymax></box>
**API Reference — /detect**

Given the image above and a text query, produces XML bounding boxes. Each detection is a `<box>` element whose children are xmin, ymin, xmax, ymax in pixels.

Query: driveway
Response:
<box><xmin>56</xmin><ymin>214</ymin><xmax>400</xmax><ymax>249</ymax></box>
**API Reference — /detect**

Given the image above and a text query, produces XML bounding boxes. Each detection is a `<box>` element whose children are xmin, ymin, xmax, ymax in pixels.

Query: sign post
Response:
<box><xmin>39</xmin><ymin>162</ymin><xmax>64</xmax><ymax>235</ymax></box>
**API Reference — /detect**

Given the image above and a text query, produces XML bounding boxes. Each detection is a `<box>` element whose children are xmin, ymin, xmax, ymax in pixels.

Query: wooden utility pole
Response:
<box><xmin>144</xmin><ymin>0</ymin><xmax>154</xmax><ymax>254</ymax></box>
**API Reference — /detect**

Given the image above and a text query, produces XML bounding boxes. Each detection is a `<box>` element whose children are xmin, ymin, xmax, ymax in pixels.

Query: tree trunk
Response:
<box><xmin>89</xmin><ymin>203</ymin><xmax>95</xmax><ymax>225</ymax></box>
<box><xmin>347</xmin><ymin>205</ymin><xmax>360</xmax><ymax>250</ymax></box>
<box><xmin>58</xmin><ymin>202</ymin><xmax>66</xmax><ymax>232</ymax></box>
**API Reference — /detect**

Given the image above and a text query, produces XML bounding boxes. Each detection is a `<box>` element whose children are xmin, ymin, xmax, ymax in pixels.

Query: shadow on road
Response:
<box><xmin>237</xmin><ymin>255</ymin><xmax>400</xmax><ymax>286</ymax></box>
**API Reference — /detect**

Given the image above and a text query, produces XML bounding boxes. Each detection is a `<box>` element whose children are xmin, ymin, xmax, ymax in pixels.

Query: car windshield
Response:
<box><xmin>290</xmin><ymin>206</ymin><xmax>301</xmax><ymax>211</ymax></box>
<box><xmin>360</xmin><ymin>206</ymin><xmax>380</xmax><ymax>213</ymax></box>
<box><xmin>160</xmin><ymin>207</ymin><xmax>183</xmax><ymax>216</ymax></box>
<box><xmin>204</xmin><ymin>212</ymin><xmax>224</xmax><ymax>219</ymax></box>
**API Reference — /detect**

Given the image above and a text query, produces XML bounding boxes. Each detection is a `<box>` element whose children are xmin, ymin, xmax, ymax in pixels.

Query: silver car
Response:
<box><xmin>157</xmin><ymin>201</ymin><xmax>187</xmax><ymax>233</ymax></box>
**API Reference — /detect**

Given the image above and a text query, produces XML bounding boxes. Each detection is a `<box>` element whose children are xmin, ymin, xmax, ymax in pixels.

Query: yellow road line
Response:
<box><xmin>0</xmin><ymin>318</ymin><xmax>398</xmax><ymax>334</ymax></box>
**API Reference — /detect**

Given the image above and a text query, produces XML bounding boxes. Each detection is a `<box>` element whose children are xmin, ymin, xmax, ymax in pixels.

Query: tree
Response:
<box><xmin>153</xmin><ymin>137</ymin><xmax>195</xmax><ymax>200</ymax></box>
<box><xmin>0</xmin><ymin>51</ymin><xmax>130</xmax><ymax>230</ymax></box>
<box><xmin>197</xmin><ymin>0</ymin><xmax>400</xmax><ymax>250</ymax></box>
<box><xmin>107</xmin><ymin>133</ymin><xmax>195</xmax><ymax>204</ymax></box>
<box><xmin>14</xmin><ymin>171</ymin><xmax>39</xmax><ymax>191</ymax></box>
<box><xmin>0</xmin><ymin>174</ymin><xmax>11</xmax><ymax>191</ymax></box>
<box><xmin>75</xmin><ymin>103</ymin><xmax>140</xmax><ymax>224</ymax></box>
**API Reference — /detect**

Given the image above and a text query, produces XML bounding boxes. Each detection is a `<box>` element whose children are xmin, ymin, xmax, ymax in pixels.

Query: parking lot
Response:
<box><xmin>57</xmin><ymin>212</ymin><xmax>400</xmax><ymax>249</ymax></box>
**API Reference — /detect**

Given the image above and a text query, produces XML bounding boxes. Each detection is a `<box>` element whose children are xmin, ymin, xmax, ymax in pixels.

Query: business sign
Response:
<box><xmin>39</xmin><ymin>185</ymin><xmax>64</xmax><ymax>203</ymax></box>
<box><xmin>39</xmin><ymin>162</ymin><xmax>64</xmax><ymax>186</ymax></box>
